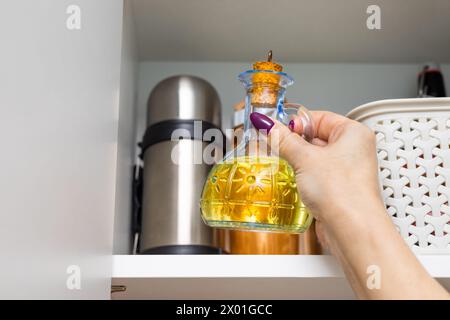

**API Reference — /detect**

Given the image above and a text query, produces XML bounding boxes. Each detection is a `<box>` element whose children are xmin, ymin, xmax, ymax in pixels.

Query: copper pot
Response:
<box><xmin>215</xmin><ymin>220</ymin><xmax>321</xmax><ymax>254</ymax></box>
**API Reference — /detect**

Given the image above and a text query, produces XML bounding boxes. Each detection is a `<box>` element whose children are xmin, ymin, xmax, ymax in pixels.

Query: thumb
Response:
<box><xmin>249</xmin><ymin>112</ymin><xmax>311</xmax><ymax>171</ymax></box>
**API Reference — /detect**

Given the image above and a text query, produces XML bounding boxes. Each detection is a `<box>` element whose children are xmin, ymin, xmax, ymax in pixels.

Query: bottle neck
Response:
<box><xmin>243</xmin><ymin>85</ymin><xmax>285</xmax><ymax>133</ymax></box>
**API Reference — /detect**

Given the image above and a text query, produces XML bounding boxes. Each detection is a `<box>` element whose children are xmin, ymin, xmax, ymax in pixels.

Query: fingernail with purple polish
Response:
<box><xmin>288</xmin><ymin>120</ymin><xmax>295</xmax><ymax>131</ymax></box>
<box><xmin>250</xmin><ymin>112</ymin><xmax>274</xmax><ymax>134</ymax></box>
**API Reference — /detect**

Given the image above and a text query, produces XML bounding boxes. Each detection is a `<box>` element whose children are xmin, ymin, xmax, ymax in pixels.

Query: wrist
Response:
<box><xmin>319</xmin><ymin>191</ymin><xmax>388</xmax><ymax>238</ymax></box>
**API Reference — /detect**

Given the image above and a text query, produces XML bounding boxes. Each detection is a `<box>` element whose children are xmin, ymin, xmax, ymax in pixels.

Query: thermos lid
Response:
<box><xmin>146</xmin><ymin>75</ymin><xmax>222</xmax><ymax>127</ymax></box>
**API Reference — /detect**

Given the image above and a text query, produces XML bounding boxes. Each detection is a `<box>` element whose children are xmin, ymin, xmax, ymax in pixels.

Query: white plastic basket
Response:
<box><xmin>348</xmin><ymin>98</ymin><xmax>450</xmax><ymax>254</ymax></box>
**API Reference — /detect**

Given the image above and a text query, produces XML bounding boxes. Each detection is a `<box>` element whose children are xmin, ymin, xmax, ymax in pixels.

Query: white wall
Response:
<box><xmin>0</xmin><ymin>0</ymin><xmax>123</xmax><ymax>298</ymax></box>
<box><xmin>136</xmin><ymin>61</ymin><xmax>450</xmax><ymax>141</ymax></box>
<box><xmin>113</xmin><ymin>0</ymin><xmax>138</xmax><ymax>254</ymax></box>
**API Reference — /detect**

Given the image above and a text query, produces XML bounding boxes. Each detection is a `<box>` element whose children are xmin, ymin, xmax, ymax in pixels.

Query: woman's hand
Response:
<box><xmin>249</xmin><ymin>110</ymin><xmax>450</xmax><ymax>300</ymax></box>
<box><xmin>250</xmin><ymin>110</ymin><xmax>385</xmax><ymax>231</ymax></box>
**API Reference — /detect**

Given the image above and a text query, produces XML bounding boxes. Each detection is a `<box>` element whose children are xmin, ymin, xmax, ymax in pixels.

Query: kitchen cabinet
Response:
<box><xmin>1</xmin><ymin>0</ymin><xmax>450</xmax><ymax>299</ymax></box>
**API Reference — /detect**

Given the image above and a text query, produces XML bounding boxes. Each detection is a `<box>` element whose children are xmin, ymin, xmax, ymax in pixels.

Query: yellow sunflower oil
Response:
<box><xmin>200</xmin><ymin>156</ymin><xmax>312</xmax><ymax>233</ymax></box>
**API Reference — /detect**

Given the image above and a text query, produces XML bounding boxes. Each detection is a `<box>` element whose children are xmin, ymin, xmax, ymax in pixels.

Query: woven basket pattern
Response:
<box><xmin>364</xmin><ymin>113</ymin><xmax>450</xmax><ymax>253</ymax></box>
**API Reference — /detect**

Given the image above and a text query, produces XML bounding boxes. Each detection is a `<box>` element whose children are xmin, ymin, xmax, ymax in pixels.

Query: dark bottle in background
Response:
<box><xmin>418</xmin><ymin>62</ymin><xmax>446</xmax><ymax>97</ymax></box>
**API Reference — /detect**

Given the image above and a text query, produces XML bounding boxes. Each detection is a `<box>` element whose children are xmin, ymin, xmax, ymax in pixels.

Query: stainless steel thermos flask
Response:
<box><xmin>139</xmin><ymin>75</ymin><xmax>222</xmax><ymax>254</ymax></box>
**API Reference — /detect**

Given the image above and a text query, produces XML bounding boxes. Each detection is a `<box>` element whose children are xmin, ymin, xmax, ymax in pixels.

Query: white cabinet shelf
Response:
<box><xmin>111</xmin><ymin>255</ymin><xmax>450</xmax><ymax>299</ymax></box>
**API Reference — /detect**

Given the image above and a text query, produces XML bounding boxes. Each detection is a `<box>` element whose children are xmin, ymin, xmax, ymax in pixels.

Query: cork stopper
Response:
<box><xmin>252</xmin><ymin>50</ymin><xmax>282</xmax><ymax>72</ymax></box>
<box><xmin>250</xmin><ymin>51</ymin><xmax>283</xmax><ymax>106</ymax></box>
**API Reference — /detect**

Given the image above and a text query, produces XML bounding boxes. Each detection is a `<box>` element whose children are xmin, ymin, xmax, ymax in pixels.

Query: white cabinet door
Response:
<box><xmin>0</xmin><ymin>0</ymin><xmax>123</xmax><ymax>298</ymax></box>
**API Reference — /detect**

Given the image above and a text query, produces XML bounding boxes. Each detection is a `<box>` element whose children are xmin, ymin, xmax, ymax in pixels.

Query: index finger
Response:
<box><xmin>311</xmin><ymin>111</ymin><xmax>350</xmax><ymax>142</ymax></box>
<box><xmin>290</xmin><ymin>110</ymin><xmax>350</xmax><ymax>142</ymax></box>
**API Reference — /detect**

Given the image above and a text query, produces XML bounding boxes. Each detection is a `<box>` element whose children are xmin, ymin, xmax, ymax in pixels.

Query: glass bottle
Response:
<box><xmin>200</xmin><ymin>52</ymin><xmax>314</xmax><ymax>233</ymax></box>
